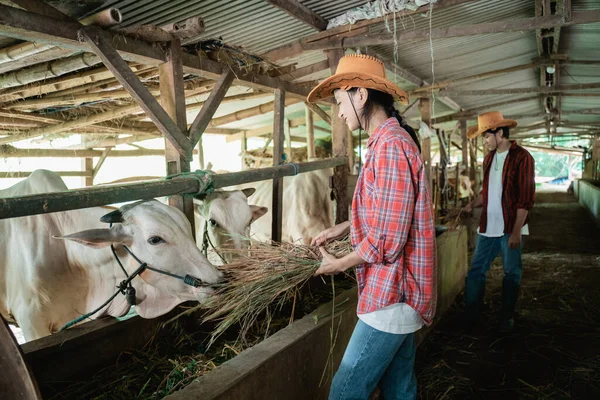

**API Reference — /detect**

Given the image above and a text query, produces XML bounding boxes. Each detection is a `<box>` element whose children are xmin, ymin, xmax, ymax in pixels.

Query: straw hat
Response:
<box><xmin>467</xmin><ymin>111</ymin><xmax>517</xmax><ymax>139</ymax></box>
<box><xmin>307</xmin><ymin>54</ymin><xmax>409</xmax><ymax>105</ymax></box>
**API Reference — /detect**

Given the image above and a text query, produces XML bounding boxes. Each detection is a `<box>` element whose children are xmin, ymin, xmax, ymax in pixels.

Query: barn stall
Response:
<box><xmin>0</xmin><ymin>0</ymin><xmax>598</xmax><ymax>399</ymax></box>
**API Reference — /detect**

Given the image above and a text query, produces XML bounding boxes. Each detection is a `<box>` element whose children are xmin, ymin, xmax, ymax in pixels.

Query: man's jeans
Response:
<box><xmin>329</xmin><ymin>319</ymin><xmax>417</xmax><ymax>400</ymax></box>
<box><xmin>468</xmin><ymin>234</ymin><xmax>523</xmax><ymax>285</ymax></box>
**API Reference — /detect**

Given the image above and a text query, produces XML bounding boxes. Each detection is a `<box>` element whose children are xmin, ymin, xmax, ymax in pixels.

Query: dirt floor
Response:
<box><xmin>415</xmin><ymin>191</ymin><xmax>600</xmax><ymax>399</ymax></box>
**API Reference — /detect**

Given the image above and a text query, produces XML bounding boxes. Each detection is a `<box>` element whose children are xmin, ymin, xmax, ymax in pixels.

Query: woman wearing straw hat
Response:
<box><xmin>462</xmin><ymin>111</ymin><xmax>535</xmax><ymax>333</ymax></box>
<box><xmin>309</xmin><ymin>53</ymin><xmax>437</xmax><ymax>400</ymax></box>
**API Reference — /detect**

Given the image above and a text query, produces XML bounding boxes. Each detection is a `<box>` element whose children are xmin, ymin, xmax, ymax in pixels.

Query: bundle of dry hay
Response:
<box><xmin>52</xmin><ymin>240</ymin><xmax>355</xmax><ymax>399</ymax></box>
<box><xmin>200</xmin><ymin>239</ymin><xmax>353</xmax><ymax>347</ymax></box>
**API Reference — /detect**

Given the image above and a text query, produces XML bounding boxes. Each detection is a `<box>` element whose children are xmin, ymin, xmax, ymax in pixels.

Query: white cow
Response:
<box><xmin>215</xmin><ymin>169</ymin><xmax>334</xmax><ymax>245</ymax></box>
<box><xmin>0</xmin><ymin>170</ymin><xmax>222</xmax><ymax>341</ymax></box>
<box><xmin>194</xmin><ymin>188</ymin><xmax>268</xmax><ymax>265</ymax></box>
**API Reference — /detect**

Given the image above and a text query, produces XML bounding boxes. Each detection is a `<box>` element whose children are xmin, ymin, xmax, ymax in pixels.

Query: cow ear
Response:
<box><xmin>54</xmin><ymin>225</ymin><xmax>131</xmax><ymax>249</ymax></box>
<box><xmin>100</xmin><ymin>209</ymin><xmax>123</xmax><ymax>223</ymax></box>
<box><xmin>242</xmin><ymin>188</ymin><xmax>256</xmax><ymax>198</ymax></box>
<box><xmin>250</xmin><ymin>205</ymin><xmax>268</xmax><ymax>222</ymax></box>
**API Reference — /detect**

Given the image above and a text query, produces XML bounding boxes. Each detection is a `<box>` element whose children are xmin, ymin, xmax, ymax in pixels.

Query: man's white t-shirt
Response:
<box><xmin>479</xmin><ymin>150</ymin><xmax>529</xmax><ymax>237</ymax></box>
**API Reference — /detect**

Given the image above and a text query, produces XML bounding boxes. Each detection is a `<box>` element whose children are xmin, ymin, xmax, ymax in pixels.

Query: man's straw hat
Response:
<box><xmin>307</xmin><ymin>54</ymin><xmax>409</xmax><ymax>105</ymax></box>
<box><xmin>467</xmin><ymin>111</ymin><xmax>518</xmax><ymax>139</ymax></box>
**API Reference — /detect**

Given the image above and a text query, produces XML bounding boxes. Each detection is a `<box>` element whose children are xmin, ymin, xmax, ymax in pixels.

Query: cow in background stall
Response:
<box><xmin>197</xmin><ymin>168</ymin><xmax>334</xmax><ymax>245</ymax></box>
<box><xmin>194</xmin><ymin>188</ymin><xmax>268</xmax><ymax>265</ymax></box>
<box><xmin>0</xmin><ymin>170</ymin><xmax>222</xmax><ymax>341</ymax></box>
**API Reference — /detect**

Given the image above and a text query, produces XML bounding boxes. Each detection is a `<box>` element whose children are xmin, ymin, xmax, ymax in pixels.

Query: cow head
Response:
<box><xmin>56</xmin><ymin>200</ymin><xmax>223</xmax><ymax>318</ymax></box>
<box><xmin>194</xmin><ymin>189</ymin><xmax>268</xmax><ymax>263</ymax></box>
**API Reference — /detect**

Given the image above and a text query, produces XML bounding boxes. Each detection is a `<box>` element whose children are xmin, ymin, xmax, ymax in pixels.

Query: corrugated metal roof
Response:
<box><xmin>300</xmin><ymin>0</ymin><xmax>370</xmax><ymax>20</ymax></box>
<box><xmin>12</xmin><ymin>0</ymin><xmax>600</xmax><ymax>141</ymax></box>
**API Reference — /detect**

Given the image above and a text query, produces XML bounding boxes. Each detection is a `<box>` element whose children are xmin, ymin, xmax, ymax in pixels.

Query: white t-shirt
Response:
<box><xmin>479</xmin><ymin>150</ymin><xmax>529</xmax><ymax>237</ymax></box>
<box><xmin>358</xmin><ymin>303</ymin><xmax>424</xmax><ymax>334</ymax></box>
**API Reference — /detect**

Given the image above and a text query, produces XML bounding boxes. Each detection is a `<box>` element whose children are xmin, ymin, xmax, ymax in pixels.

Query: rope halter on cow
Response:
<box><xmin>201</xmin><ymin>219</ymin><xmax>227</xmax><ymax>264</ymax></box>
<box><xmin>58</xmin><ymin>203</ymin><xmax>216</xmax><ymax>333</ymax></box>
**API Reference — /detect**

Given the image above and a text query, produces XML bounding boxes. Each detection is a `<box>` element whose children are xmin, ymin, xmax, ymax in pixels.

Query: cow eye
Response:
<box><xmin>209</xmin><ymin>218</ymin><xmax>218</xmax><ymax>228</ymax></box>
<box><xmin>147</xmin><ymin>236</ymin><xmax>165</xmax><ymax>245</ymax></box>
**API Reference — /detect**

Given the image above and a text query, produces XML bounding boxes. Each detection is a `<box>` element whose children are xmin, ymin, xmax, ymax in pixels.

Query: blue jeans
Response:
<box><xmin>329</xmin><ymin>320</ymin><xmax>417</xmax><ymax>400</ymax></box>
<box><xmin>468</xmin><ymin>234</ymin><xmax>523</xmax><ymax>285</ymax></box>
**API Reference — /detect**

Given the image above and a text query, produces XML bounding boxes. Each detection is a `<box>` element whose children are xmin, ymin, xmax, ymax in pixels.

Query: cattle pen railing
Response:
<box><xmin>0</xmin><ymin>157</ymin><xmax>347</xmax><ymax>219</ymax></box>
<box><xmin>0</xmin><ymin>156</ymin><xmax>349</xmax><ymax>396</ymax></box>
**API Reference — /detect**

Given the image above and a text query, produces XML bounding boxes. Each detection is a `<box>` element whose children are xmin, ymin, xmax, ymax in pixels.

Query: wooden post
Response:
<box><xmin>284</xmin><ymin>119</ymin><xmax>292</xmax><ymax>162</ymax></box>
<box><xmin>347</xmin><ymin>127</ymin><xmax>355</xmax><ymax>173</ymax></box>
<box><xmin>92</xmin><ymin>146</ymin><xmax>112</xmax><ymax>181</ymax></box>
<box><xmin>272</xmin><ymin>88</ymin><xmax>285</xmax><ymax>243</ymax></box>
<box><xmin>198</xmin><ymin>141</ymin><xmax>205</xmax><ymax>170</ymax></box>
<box><xmin>460</xmin><ymin>120</ymin><xmax>469</xmax><ymax>167</ymax></box>
<box><xmin>454</xmin><ymin>164</ymin><xmax>460</xmax><ymax>208</ymax></box>
<box><xmin>305</xmin><ymin>104</ymin><xmax>315</xmax><ymax>159</ymax></box>
<box><xmin>241</xmin><ymin>131</ymin><xmax>247</xmax><ymax>170</ymax></box>
<box><xmin>326</xmin><ymin>48</ymin><xmax>349</xmax><ymax>224</ymax></box>
<box><xmin>159</xmin><ymin>40</ymin><xmax>195</xmax><ymax>235</ymax></box>
<box><xmin>83</xmin><ymin>157</ymin><xmax>93</xmax><ymax>187</ymax></box>
<box><xmin>419</xmin><ymin>98</ymin><xmax>433</xmax><ymax>194</ymax></box>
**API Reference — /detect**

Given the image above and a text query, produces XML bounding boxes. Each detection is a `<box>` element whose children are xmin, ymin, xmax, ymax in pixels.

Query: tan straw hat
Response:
<box><xmin>307</xmin><ymin>54</ymin><xmax>409</xmax><ymax>105</ymax></box>
<box><xmin>467</xmin><ymin>111</ymin><xmax>517</xmax><ymax>139</ymax></box>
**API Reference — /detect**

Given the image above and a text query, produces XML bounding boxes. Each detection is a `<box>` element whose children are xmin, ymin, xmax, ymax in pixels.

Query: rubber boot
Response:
<box><xmin>464</xmin><ymin>277</ymin><xmax>485</xmax><ymax>331</ymax></box>
<box><xmin>499</xmin><ymin>277</ymin><xmax>520</xmax><ymax>333</ymax></box>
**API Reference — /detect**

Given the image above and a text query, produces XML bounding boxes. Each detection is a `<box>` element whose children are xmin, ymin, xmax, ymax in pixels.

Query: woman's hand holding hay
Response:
<box><xmin>315</xmin><ymin>247</ymin><xmax>365</xmax><ymax>276</ymax></box>
<box><xmin>311</xmin><ymin>221</ymin><xmax>351</xmax><ymax>246</ymax></box>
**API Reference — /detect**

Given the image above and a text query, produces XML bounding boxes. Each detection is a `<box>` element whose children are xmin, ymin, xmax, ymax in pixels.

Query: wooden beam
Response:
<box><xmin>0</xmin><ymin>102</ymin><xmax>143</xmax><ymax>145</ymax></box>
<box><xmin>419</xmin><ymin>98</ymin><xmax>433</xmax><ymax>193</ymax></box>
<box><xmin>83</xmin><ymin>157</ymin><xmax>93</xmax><ymax>186</ymax></box>
<box><xmin>262</xmin><ymin>0</ymin><xmax>479</xmax><ymax>61</ymax></box>
<box><xmin>0</xmin><ymin>171</ymin><xmax>92</xmax><ymax>178</ymax></box>
<box><xmin>439</xmin><ymin>82</ymin><xmax>600</xmax><ymax>96</ymax></box>
<box><xmin>82</xmin><ymin>26</ymin><xmax>192</xmax><ymax>159</ymax></box>
<box><xmin>266</xmin><ymin>0</ymin><xmax>327</xmax><ymax>30</ymax></box>
<box><xmin>272</xmin><ymin>88</ymin><xmax>285</xmax><ymax>243</ymax></box>
<box><xmin>224</xmin><ymin>113</ymin><xmax>329</xmax><ymax>143</ymax></box>
<box><xmin>460</xmin><ymin>120</ymin><xmax>468</xmax><ymax>167</ymax></box>
<box><xmin>0</xmin><ymin>178</ymin><xmax>203</xmax><ymax>219</ymax></box>
<box><xmin>189</xmin><ymin>70</ymin><xmax>234</xmax><ymax>146</ymax></box>
<box><xmin>92</xmin><ymin>147</ymin><xmax>112</xmax><ymax>179</ymax></box>
<box><xmin>410</xmin><ymin>63</ymin><xmax>538</xmax><ymax>94</ymax></box>
<box><xmin>208</xmin><ymin>97</ymin><xmax>302</xmax><ymax>127</ymax></box>
<box><xmin>8</xmin><ymin>0</ymin><xmax>70</xmax><ymax>19</ymax></box>
<box><xmin>327</xmin><ymin>48</ymin><xmax>349</xmax><ymax>224</ymax></box>
<box><xmin>371</xmin><ymin>51</ymin><xmax>423</xmax><ymax>86</ymax></box>
<box><xmin>0</xmin><ymin>158</ymin><xmax>347</xmax><ymax>220</ymax></box>
<box><xmin>370</xmin><ymin>50</ymin><xmax>463</xmax><ymax>111</ymax></box>
<box><xmin>305</xmin><ymin>104</ymin><xmax>315</xmax><ymax>159</ymax></box>
<box><xmin>304</xmin><ymin>10</ymin><xmax>600</xmax><ymax>50</ymax></box>
<box><xmin>279</xmin><ymin>60</ymin><xmax>330</xmax><ymax>81</ymax></box>
<box><xmin>284</xmin><ymin>118</ymin><xmax>292</xmax><ymax>161</ymax></box>
<box><xmin>0</xmin><ymin>148</ymin><xmax>169</xmax><ymax>158</ymax></box>
<box><xmin>160</xmin><ymin>39</ymin><xmax>195</xmax><ymax>233</ymax></box>
<box><xmin>304</xmin><ymin>102</ymin><xmax>331</xmax><ymax>126</ymax></box>
<box><xmin>0</xmin><ymin>5</ymin><xmax>313</xmax><ymax>100</ymax></box>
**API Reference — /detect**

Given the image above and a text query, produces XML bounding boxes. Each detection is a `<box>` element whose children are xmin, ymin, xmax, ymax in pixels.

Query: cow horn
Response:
<box><xmin>100</xmin><ymin>209</ymin><xmax>123</xmax><ymax>223</ymax></box>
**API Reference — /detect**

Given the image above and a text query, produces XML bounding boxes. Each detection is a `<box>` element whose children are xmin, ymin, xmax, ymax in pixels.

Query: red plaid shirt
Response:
<box><xmin>480</xmin><ymin>141</ymin><xmax>536</xmax><ymax>234</ymax></box>
<box><xmin>351</xmin><ymin>118</ymin><xmax>437</xmax><ymax>326</ymax></box>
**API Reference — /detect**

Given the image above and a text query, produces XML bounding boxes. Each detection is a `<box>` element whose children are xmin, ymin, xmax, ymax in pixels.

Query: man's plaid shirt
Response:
<box><xmin>351</xmin><ymin>118</ymin><xmax>437</xmax><ymax>326</ymax></box>
<box><xmin>479</xmin><ymin>141</ymin><xmax>536</xmax><ymax>234</ymax></box>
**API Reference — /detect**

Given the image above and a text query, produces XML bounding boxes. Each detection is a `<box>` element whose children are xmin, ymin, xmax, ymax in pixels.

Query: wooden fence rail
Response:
<box><xmin>0</xmin><ymin>157</ymin><xmax>347</xmax><ymax>220</ymax></box>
